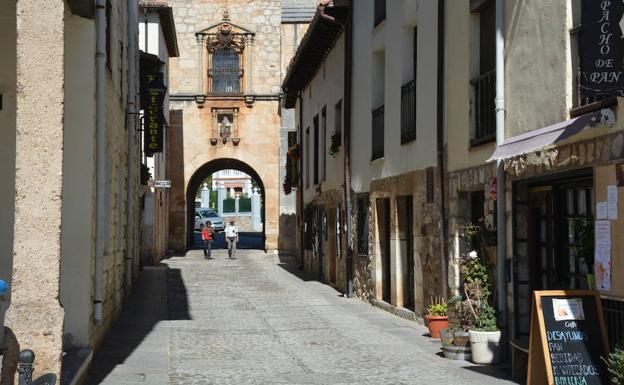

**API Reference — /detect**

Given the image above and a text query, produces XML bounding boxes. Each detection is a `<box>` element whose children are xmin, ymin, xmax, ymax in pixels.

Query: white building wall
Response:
<box><xmin>351</xmin><ymin>0</ymin><xmax>437</xmax><ymax>193</ymax></box>
<box><xmin>59</xmin><ymin>10</ymin><xmax>97</xmax><ymax>349</ymax></box>
<box><xmin>300</xmin><ymin>34</ymin><xmax>345</xmax><ymax>204</ymax></box>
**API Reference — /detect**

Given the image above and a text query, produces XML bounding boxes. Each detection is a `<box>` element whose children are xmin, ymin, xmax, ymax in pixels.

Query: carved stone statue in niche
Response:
<box><xmin>219</xmin><ymin>115</ymin><xmax>233</xmax><ymax>138</ymax></box>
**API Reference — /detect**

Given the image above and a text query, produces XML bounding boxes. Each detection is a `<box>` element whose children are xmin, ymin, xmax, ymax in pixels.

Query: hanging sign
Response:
<box><xmin>527</xmin><ymin>290</ymin><xmax>610</xmax><ymax>385</ymax></box>
<box><xmin>154</xmin><ymin>180</ymin><xmax>171</xmax><ymax>188</ymax></box>
<box><xmin>580</xmin><ymin>1</ymin><xmax>624</xmax><ymax>97</ymax></box>
<box><xmin>142</xmin><ymin>73</ymin><xmax>166</xmax><ymax>156</ymax></box>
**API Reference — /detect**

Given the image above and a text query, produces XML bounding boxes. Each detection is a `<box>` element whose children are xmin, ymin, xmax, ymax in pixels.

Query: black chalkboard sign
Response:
<box><xmin>528</xmin><ymin>291</ymin><xmax>610</xmax><ymax>385</ymax></box>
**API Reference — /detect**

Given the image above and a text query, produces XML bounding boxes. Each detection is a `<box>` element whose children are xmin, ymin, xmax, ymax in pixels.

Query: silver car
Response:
<box><xmin>195</xmin><ymin>208</ymin><xmax>225</xmax><ymax>231</ymax></box>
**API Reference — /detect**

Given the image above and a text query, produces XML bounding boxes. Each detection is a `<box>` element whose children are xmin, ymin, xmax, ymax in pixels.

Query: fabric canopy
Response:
<box><xmin>487</xmin><ymin>111</ymin><xmax>602</xmax><ymax>162</ymax></box>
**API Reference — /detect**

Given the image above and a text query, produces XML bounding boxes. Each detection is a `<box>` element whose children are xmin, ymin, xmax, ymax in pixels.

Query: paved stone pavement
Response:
<box><xmin>85</xmin><ymin>249</ymin><xmax>517</xmax><ymax>385</ymax></box>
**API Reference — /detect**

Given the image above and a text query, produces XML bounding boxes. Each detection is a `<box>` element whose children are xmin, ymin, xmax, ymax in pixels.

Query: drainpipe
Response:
<box><xmin>343</xmin><ymin>0</ymin><xmax>354</xmax><ymax>298</ymax></box>
<box><xmin>437</xmin><ymin>0</ymin><xmax>448</xmax><ymax>301</ymax></box>
<box><xmin>94</xmin><ymin>0</ymin><xmax>106</xmax><ymax>323</ymax></box>
<box><xmin>125</xmin><ymin>0</ymin><xmax>138</xmax><ymax>290</ymax></box>
<box><xmin>495</xmin><ymin>0</ymin><xmax>508</xmax><ymax>341</ymax></box>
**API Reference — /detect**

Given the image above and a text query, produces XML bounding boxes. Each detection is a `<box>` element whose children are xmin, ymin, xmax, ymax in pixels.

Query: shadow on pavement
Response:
<box><xmin>462</xmin><ymin>365</ymin><xmax>518</xmax><ymax>384</ymax></box>
<box><xmin>84</xmin><ymin>266</ymin><xmax>190</xmax><ymax>385</ymax></box>
<box><xmin>274</xmin><ymin>253</ymin><xmax>318</xmax><ymax>282</ymax></box>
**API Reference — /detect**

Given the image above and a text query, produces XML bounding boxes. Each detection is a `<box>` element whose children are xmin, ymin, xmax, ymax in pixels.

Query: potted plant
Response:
<box><xmin>458</xmin><ymin>224</ymin><xmax>502</xmax><ymax>365</ymax></box>
<box><xmin>571</xmin><ymin>217</ymin><xmax>595</xmax><ymax>289</ymax></box>
<box><xmin>603</xmin><ymin>345</ymin><xmax>624</xmax><ymax>385</ymax></box>
<box><xmin>424</xmin><ymin>297</ymin><xmax>448</xmax><ymax>339</ymax></box>
<box><xmin>440</xmin><ymin>327</ymin><xmax>472</xmax><ymax>360</ymax></box>
<box><xmin>328</xmin><ymin>132</ymin><xmax>341</xmax><ymax>157</ymax></box>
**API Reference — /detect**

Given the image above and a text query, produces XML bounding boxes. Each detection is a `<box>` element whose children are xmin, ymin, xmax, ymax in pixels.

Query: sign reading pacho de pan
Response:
<box><xmin>581</xmin><ymin>0</ymin><xmax>624</xmax><ymax>97</ymax></box>
<box><xmin>528</xmin><ymin>291</ymin><xmax>610</xmax><ymax>385</ymax></box>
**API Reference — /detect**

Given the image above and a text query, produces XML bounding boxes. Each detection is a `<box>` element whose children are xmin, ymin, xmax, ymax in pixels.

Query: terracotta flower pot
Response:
<box><xmin>424</xmin><ymin>315</ymin><xmax>449</xmax><ymax>339</ymax></box>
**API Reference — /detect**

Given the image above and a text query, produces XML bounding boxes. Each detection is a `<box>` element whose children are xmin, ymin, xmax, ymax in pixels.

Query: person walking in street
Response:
<box><xmin>201</xmin><ymin>222</ymin><xmax>213</xmax><ymax>259</ymax></box>
<box><xmin>225</xmin><ymin>220</ymin><xmax>238</xmax><ymax>259</ymax></box>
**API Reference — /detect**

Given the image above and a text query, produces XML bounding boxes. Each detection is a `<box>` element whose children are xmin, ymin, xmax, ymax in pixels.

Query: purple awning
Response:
<box><xmin>487</xmin><ymin>111</ymin><xmax>602</xmax><ymax>162</ymax></box>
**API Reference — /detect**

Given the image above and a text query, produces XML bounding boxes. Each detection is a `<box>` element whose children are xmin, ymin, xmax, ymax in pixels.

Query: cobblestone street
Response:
<box><xmin>86</xmin><ymin>250</ymin><xmax>516</xmax><ymax>385</ymax></box>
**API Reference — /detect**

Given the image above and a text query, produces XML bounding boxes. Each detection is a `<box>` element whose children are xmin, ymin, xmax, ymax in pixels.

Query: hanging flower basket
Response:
<box><xmin>288</xmin><ymin>144</ymin><xmax>300</xmax><ymax>161</ymax></box>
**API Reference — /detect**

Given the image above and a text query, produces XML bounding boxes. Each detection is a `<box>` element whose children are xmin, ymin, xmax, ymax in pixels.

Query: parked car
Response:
<box><xmin>194</xmin><ymin>208</ymin><xmax>225</xmax><ymax>232</ymax></box>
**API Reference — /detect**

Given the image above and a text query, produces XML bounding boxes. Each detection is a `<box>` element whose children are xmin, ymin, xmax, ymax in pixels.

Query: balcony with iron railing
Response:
<box><xmin>371</xmin><ymin>105</ymin><xmax>385</xmax><ymax>161</ymax></box>
<box><xmin>571</xmin><ymin>67</ymin><xmax>618</xmax><ymax>117</ymax></box>
<box><xmin>470</xmin><ymin>69</ymin><xmax>496</xmax><ymax>146</ymax></box>
<box><xmin>401</xmin><ymin>79</ymin><xmax>416</xmax><ymax>144</ymax></box>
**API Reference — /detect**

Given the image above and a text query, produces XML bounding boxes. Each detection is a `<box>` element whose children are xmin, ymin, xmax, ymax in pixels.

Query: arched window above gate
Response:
<box><xmin>212</xmin><ymin>47</ymin><xmax>241</xmax><ymax>93</ymax></box>
<box><xmin>195</xmin><ymin>10</ymin><xmax>255</xmax><ymax>98</ymax></box>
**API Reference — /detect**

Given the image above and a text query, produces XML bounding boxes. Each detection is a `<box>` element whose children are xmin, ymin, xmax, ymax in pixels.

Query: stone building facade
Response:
<box><xmin>139</xmin><ymin>1</ymin><xmax>179</xmax><ymax>266</ymax></box>
<box><xmin>166</xmin><ymin>0</ymin><xmax>316</xmax><ymax>252</ymax></box>
<box><xmin>0</xmin><ymin>0</ymin><xmax>142</xmax><ymax>381</ymax></box>
<box><xmin>283</xmin><ymin>3</ymin><xmax>349</xmax><ymax>293</ymax></box>
<box><xmin>446</xmin><ymin>0</ymin><xmax>624</xmax><ymax>358</ymax></box>
<box><xmin>348</xmin><ymin>0</ymin><xmax>443</xmax><ymax>317</ymax></box>
<box><xmin>284</xmin><ymin>1</ymin><xmax>445</xmax><ymax>319</ymax></box>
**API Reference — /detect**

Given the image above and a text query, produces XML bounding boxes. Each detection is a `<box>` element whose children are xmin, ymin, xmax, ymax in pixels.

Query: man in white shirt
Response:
<box><xmin>225</xmin><ymin>220</ymin><xmax>238</xmax><ymax>259</ymax></box>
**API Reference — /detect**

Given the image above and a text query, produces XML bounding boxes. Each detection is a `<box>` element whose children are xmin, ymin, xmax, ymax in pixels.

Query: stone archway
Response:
<box><xmin>186</xmin><ymin>158</ymin><xmax>266</xmax><ymax>250</ymax></box>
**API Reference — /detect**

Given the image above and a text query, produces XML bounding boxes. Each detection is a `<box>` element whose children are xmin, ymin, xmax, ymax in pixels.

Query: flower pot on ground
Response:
<box><xmin>425</xmin><ymin>315</ymin><xmax>449</xmax><ymax>339</ymax></box>
<box><xmin>457</xmin><ymin>223</ymin><xmax>502</xmax><ymax>364</ymax></box>
<box><xmin>440</xmin><ymin>328</ymin><xmax>472</xmax><ymax>360</ymax></box>
<box><xmin>469</xmin><ymin>329</ymin><xmax>502</xmax><ymax>364</ymax></box>
<box><xmin>425</xmin><ymin>302</ymin><xmax>448</xmax><ymax>339</ymax></box>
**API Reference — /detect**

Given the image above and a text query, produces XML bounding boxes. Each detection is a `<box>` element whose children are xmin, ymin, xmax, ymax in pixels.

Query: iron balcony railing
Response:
<box><xmin>371</xmin><ymin>105</ymin><xmax>384</xmax><ymax>161</ymax></box>
<box><xmin>602</xmin><ymin>297</ymin><xmax>624</xmax><ymax>349</ymax></box>
<box><xmin>401</xmin><ymin>79</ymin><xmax>416</xmax><ymax>144</ymax></box>
<box><xmin>470</xmin><ymin>69</ymin><xmax>496</xmax><ymax>145</ymax></box>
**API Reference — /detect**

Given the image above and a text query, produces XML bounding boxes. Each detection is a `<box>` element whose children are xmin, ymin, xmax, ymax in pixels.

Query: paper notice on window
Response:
<box><xmin>553</xmin><ymin>298</ymin><xmax>585</xmax><ymax>321</ymax></box>
<box><xmin>597</xmin><ymin>202</ymin><xmax>608</xmax><ymax>219</ymax></box>
<box><xmin>608</xmin><ymin>185</ymin><xmax>618</xmax><ymax>220</ymax></box>
<box><xmin>595</xmin><ymin>220</ymin><xmax>612</xmax><ymax>291</ymax></box>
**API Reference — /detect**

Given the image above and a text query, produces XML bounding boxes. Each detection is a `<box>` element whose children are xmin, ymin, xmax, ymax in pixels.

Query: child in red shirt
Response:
<box><xmin>200</xmin><ymin>222</ymin><xmax>213</xmax><ymax>259</ymax></box>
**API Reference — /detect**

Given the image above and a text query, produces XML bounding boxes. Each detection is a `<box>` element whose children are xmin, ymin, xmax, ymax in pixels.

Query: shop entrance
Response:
<box><xmin>397</xmin><ymin>196</ymin><xmax>414</xmax><ymax>310</ymax></box>
<box><xmin>513</xmin><ymin>172</ymin><xmax>594</xmax><ymax>339</ymax></box>
<box><xmin>377</xmin><ymin>198</ymin><xmax>392</xmax><ymax>303</ymax></box>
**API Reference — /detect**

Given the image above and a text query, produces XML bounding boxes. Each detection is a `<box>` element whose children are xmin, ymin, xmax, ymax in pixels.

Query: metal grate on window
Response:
<box><xmin>210</xmin><ymin>47</ymin><xmax>242</xmax><ymax>94</ymax></box>
<box><xmin>602</xmin><ymin>297</ymin><xmax>624</xmax><ymax>349</ymax></box>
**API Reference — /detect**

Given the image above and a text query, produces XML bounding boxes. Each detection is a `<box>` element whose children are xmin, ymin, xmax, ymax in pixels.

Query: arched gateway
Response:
<box><xmin>165</xmin><ymin>3</ymin><xmax>307</xmax><ymax>254</ymax></box>
<box><xmin>185</xmin><ymin>158</ymin><xmax>266</xmax><ymax>249</ymax></box>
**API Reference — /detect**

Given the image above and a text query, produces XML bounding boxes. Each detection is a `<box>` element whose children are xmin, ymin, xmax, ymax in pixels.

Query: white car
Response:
<box><xmin>195</xmin><ymin>208</ymin><xmax>225</xmax><ymax>232</ymax></box>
